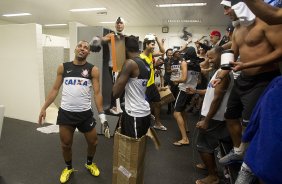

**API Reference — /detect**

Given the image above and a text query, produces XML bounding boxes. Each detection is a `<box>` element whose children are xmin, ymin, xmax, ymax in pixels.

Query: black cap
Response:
<box><xmin>116</xmin><ymin>17</ymin><xmax>124</xmax><ymax>23</ymax></box>
<box><xmin>231</xmin><ymin>0</ymin><xmax>241</xmax><ymax>6</ymax></box>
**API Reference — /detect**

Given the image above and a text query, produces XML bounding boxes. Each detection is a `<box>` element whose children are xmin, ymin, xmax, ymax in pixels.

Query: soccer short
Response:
<box><xmin>145</xmin><ymin>84</ymin><xmax>161</xmax><ymax>103</ymax></box>
<box><xmin>196</xmin><ymin>117</ymin><xmax>229</xmax><ymax>153</ymax></box>
<box><xmin>120</xmin><ymin>112</ymin><xmax>151</xmax><ymax>138</ymax></box>
<box><xmin>57</xmin><ymin>108</ymin><xmax>96</xmax><ymax>133</ymax></box>
<box><xmin>174</xmin><ymin>90</ymin><xmax>193</xmax><ymax>112</ymax></box>
<box><xmin>224</xmin><ymin>70</ymin><xmax>280</xmax><ymax>125</ymax></box>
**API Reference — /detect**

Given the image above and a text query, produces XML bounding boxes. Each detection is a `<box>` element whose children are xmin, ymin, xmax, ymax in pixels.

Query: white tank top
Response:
<box><xmin>124</xmin><ymin>57</ymin><xmax>151</xmax><ymax>117</ymax></box>
<box><xmin>61</xmin><ymin>62</ymin><xmax>93</xmax><ymax>112</ymax></box>
<box><xmin>178</xmin><ymin>61</ymin><xmax>200</xmax><ymax>91</ymax></box>
<box><xmin>125</xmin><ymin>78</ymin><xmax>151</xmax><ymax>117</ymax></box>
<box><xmin>201</xmin><ymin>69</ymin><xmax>234</xmax><ymax>121</ymax></box>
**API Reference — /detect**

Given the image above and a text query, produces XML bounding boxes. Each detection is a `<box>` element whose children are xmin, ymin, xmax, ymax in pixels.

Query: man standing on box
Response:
<box><xmin>113</xmin><ymin>36</ymin><xmax>151</xmax><ymax>138</ymax></box>
<box><xmin>38</xmin><ymin>40</ymin><xmax>109</xmax><ymax>183</ymax></box>
<box><xmin>101</xmin><ymin>17</ymin><xmax>125</xmax><ymax>115</ymax></box>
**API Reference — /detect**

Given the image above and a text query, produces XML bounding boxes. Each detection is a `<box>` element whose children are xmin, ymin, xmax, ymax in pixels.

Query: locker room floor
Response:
<box><xmin>0</xmin><ymin>108</ymin><xmax>225</xmax><ymax>184</ymax></box>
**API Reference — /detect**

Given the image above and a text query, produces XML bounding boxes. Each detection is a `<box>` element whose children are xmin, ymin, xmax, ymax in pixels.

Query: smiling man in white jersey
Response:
<box><xmin>38</xmin><ymin>40</ymin><xmax>109</xmax><ymax>183</ymax></box>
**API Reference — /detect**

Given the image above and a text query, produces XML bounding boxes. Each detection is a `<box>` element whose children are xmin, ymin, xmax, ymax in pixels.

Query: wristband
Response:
<box><xmin>98</xmin><ymin>113</ymin><xmax>107</xmax><ymax>124</ymax></box>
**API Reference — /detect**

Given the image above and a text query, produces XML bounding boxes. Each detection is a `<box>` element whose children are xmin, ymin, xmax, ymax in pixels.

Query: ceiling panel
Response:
<box><xmin>0</xmin><ymin>0</ymin><xmax>230</xmax><ymax>27</ymax></box>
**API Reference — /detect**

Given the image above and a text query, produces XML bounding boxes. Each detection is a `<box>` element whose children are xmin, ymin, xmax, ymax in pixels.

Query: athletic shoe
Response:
<box><xmin>235</xmin><ymin>166</ymin><xmax>257</xmax><ymax>184</ymax></box>
<box><xmin>219</xmin><ymin>149</ymin><xmax>243</xmax><ymax>165</ymax></box>
<box><xmin>59</xmin><ymin>168</ymin><xmax>74</xmax><ymax>183</ymax></box>
<box><xmin>85</xmin><ymin>163</ymin><xmax>100</xmax><ymax>176</ymax></box>
<box><xmin>103</xmin><ymin>121</ymin><xmax>111</xmax><ymax>138</ymax></box>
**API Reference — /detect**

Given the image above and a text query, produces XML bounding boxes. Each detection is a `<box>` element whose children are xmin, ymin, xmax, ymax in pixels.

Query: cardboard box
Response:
<box><xmin>112</xmin><ymin>131</ymin><xmax>147</xmax><ymax>184</ymax></box>
<box><xmin>159</xmin><ymin>86</ymin><xmax>175</xmax><ymax>105</ymax></box>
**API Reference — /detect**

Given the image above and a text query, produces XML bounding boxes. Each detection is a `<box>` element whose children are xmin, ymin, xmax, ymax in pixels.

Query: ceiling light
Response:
<box><xmin>168</xmin><ymin>19</ymin><xmax>202</xmax><ymax>23</ymax></box>
<box><xmin>44</xmin><ymin>24</ymin><xmax>68</xmax><ymax>27</ymax></box>
<box><xmin>2</xmin><ymin>13</ymin><xmax>31</xmax><ymax>17</ymax></box>
<box><xmin>69</xmin><ymin>8</ymin><xmax>106</xmax><ymax>12</ymax></box>
<box><xmin>156</xmin><ymin>3</ymin><xmax>207</xmax><ymax>7</ymax></box>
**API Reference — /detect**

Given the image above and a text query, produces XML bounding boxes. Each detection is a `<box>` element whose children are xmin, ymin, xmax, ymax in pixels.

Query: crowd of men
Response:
<box><xmin>39</xmin><ymin>0</ymin><xmax>282</xmax><ymax>183</ymax></box>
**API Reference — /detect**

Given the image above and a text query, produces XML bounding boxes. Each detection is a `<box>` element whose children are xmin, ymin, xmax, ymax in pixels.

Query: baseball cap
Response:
<box><xmin>220</xmin><ymin>0</ymin><xmax>231</xmax><ymax>7</ymax></box>
<box><xmin>116</xmin><ymin>17</ymin><xmax>125</xmax><ymax>24</ymax></box>
<box><xmin>173</xmin><ymin>50</ymin><xmax>180</xmax><ymax>57</ymax></box>
<box><xmin>210</xmin><ymin>30</ymin><xmax>221</xmax><ymax>38</ymax></box>
<box><xmin>144</xmin><ymin>34</ymin><xmax>155</xmax><ymax>41</ymax></box>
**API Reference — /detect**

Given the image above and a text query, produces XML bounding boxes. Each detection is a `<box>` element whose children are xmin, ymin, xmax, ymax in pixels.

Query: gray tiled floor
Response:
<box><xmin>0</xmin><ymin>110</ymin><xmax>211</xmax><ymax>184</ymax></box>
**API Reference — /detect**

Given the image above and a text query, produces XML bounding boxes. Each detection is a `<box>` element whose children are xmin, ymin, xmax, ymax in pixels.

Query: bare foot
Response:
<box><xmin>173</xmin><ymin>139</ymin><xmax>190</xmax><ymax>146</ymax></box>
<box><xmin>196</xmin><ymin>163</ymin><xmax>207</xmax><ymax>170</ymax></box>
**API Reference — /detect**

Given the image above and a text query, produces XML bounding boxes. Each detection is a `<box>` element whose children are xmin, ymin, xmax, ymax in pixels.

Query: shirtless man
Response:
<box><xmin>216</xmin><ymin>1</ymin><xmax>282</xmax><ymax>169</ymax></box>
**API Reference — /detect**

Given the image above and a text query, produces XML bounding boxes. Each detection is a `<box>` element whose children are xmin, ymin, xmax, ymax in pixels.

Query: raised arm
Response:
<box><xmin>244</xmin><ymin>0</ymin><xmax>282</xmax><ymax>25</ymax></box>
<box><xmin>153</xmin><ymin>35</ymin><xmax>165</xmax><ymax>57</ymax></box>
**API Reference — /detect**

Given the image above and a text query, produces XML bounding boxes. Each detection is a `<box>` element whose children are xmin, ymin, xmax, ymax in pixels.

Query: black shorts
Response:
<box><xmin>57</xmin><ymin>108</ymin><xmax>96</xmax><ymax>133</ymax></box>
<box><xmin>196</xmin><ymin>117</ymin><xmax>229</xmax><ymax>153</ymax></box>
<box><xmin>224</xmin><ymin>71</ymin><xmax>280</xmax><ymax>125</ymax></box>
<box><xmin>174</xmin><ymin>90</ymin><xmax>193</xmax><ymax>112</ymax></box>
<box><xmin>120</xmin><ymin>112</ymin><xmax>151</xmax><ymax>138</ymax></box>
<box><xmin>145</xmin><ymin>84</ymin><xmax>161</xmax><ymax>103</ymax></box>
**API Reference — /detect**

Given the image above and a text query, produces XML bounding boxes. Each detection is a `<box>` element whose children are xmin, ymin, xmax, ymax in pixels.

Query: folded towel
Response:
<box><xmin>232</xmin><ymin>2</ymin><xmax>256</xmax><ymax>26</ymax></box>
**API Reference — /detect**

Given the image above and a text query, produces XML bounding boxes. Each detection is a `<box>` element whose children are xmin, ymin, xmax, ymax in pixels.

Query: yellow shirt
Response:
<box><xmin>139</xmin><ymin>53</ymin><xmax>154</xmax><ymax>87</ymax></box>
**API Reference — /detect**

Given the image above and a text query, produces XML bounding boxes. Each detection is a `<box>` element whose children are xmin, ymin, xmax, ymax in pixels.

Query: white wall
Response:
<box><xmin>46</xmin><ymin>24</ymin><xmax>226</xmax><ymax>50</ymax></box>
<box><xmin>0</xmin><ymin>23</ymin><xmax>45</xmax><ymax>123</ymax></box>
<box><xmin>69</xmin><ymin>22</ymin><xmax>87</xmax><ymax>60</ymax></box>
<box><xmin>0</xmin><ymin>20</ymin><xmax>14</xmax><ymax>25</ymax></box>
<box><xmin>122</xmin><ymin>26</ymin><xmax>226</xmax><ymax>49</ymax></box>
<box><xmin>42</xmin><ymin>27</ymin><xmax>69</xmax><ymax>37</ymax></box>
<box><xmin>42</xmin><ymin>34</ymin><xmax>69</xmax><ymax>48</ymax></box>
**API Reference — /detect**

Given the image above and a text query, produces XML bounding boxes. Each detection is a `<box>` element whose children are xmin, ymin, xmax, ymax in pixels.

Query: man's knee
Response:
<box><xmin>61</xmin><ymin>141</ymin><xmax>72</xmax><ymax>151</ymax></box>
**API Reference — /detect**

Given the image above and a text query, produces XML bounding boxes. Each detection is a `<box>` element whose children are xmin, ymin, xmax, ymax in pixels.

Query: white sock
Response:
<box><xmin>233</xmin><ymin>147</ymin><xmax>242</xmax><ymax>155</ymax></box>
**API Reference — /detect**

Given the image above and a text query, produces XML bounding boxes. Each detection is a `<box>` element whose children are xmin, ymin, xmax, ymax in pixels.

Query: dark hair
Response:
<box><xmin>142</xmin><ymin>38</ymin><xmax>155</xmax><ymax>50</ymax></box>
<box><xmin>165</xmin><ymin>48</ymin><xmax>173</xmax><ymax>55</ymax></box>
<box><xmin>125</xmin><ymin>35</ymin><xmax>139</xmax><ymax>52</ymax></box>
<box><xmin>183</xmin><ymin>47</ymin><xmax>197</xmax><ymax>60</ymax></box>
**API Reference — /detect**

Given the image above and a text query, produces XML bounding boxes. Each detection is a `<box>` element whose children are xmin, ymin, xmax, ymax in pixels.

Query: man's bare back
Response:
<box><xmin>233</xmin><ymin>18</ymin><xmax>281</xmax><ymax>75</ymax></box>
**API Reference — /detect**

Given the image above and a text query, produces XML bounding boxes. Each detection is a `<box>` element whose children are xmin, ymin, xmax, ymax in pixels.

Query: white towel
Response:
<box><xmin>232</xmin><ymin>2</ymin><xmax>256</xmax><ymax>27</ymax></box>
<box><xmin>37</xmin><ymin>125</ymin><xmax>60</xmax><ymax>134</ymax></box>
